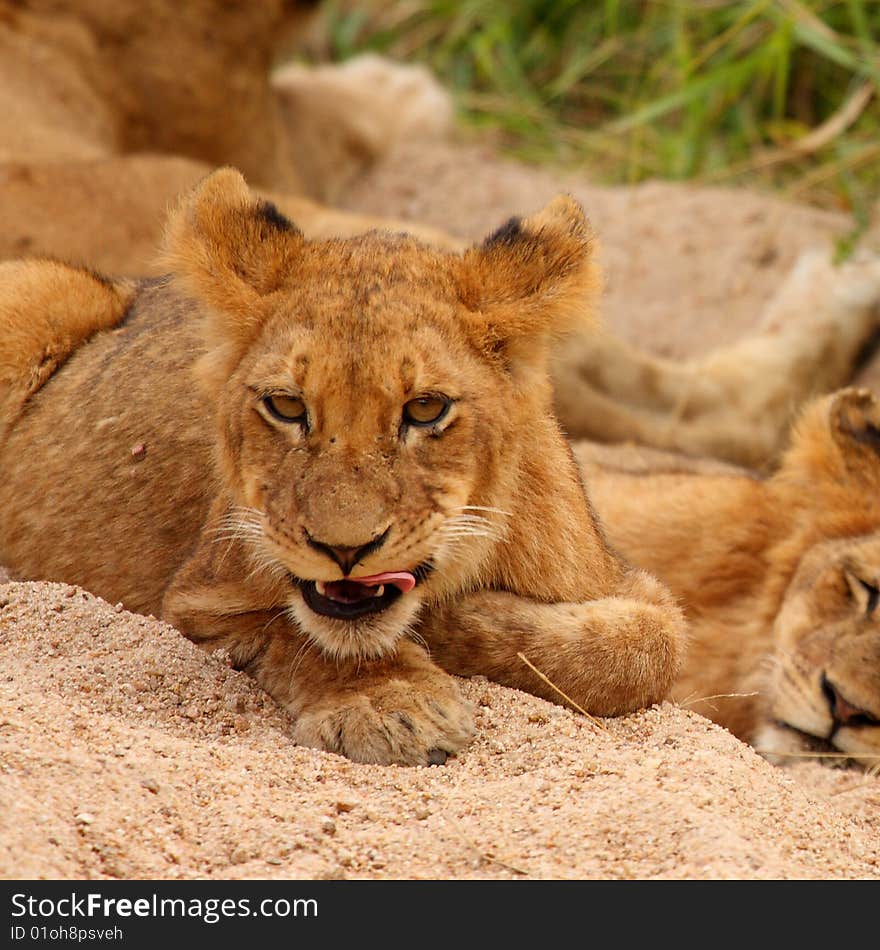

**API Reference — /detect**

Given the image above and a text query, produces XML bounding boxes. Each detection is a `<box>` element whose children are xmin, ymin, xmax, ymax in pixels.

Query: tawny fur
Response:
<box><xmin>576</xmin><ymin>387</ymin><xmax>880</xmax><ymax>766</ymax></box>
<box><xmin>0</xmin><ymin>260</ymin><xmax>134</xmax><ymax>440</ymax></box>
<box><xmin>273</xmin><ymin>53</ymin><xmax>454</xmax><ymax>203</ymax></box>
<box><xmin>0</xmin><ymin>169</ymin><xmax>686</xmax><ymax>766</ymax></box>
<box><xmin>2</xmin><ymin>0</ymin><xmax>322</xmax><ymax>190</ymax></box>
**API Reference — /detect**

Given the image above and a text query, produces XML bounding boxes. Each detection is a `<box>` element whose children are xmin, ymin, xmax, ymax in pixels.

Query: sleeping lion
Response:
<box><xmin>0</xmin><ymin>169</ymin><xmax>687</xmax><ymax>766</ymax></box>
<box><xmin>578</xmin><ymin>387</ymin><xmax>880</xmax><ymax>767</ymax></box>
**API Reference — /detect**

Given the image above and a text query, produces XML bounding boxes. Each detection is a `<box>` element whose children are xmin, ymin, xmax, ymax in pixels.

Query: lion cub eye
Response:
<box><xmin>856</xmin><ymin>577</ymin><xmax>880</xmax><ymax>615</ymax></box>
<box><xmin>845</xmin><ymin>571</ymin><xmax>880</xmax><ymax>616</ymax></box>
<box><xmin>262</xmin><ymin>394</ymin><xmax>307</xmax><ymax>425</ymax></box>
<box><xmin>403</xmin><ymin>395</ymin><xmax>451</xmax><ymax>427</ymax></box>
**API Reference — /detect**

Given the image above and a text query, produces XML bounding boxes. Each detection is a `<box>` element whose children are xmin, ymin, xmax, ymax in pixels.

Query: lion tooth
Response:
<box><xmin>373</xmin><ymin>585</ymin><xmax>384</xmax><ymax>598</ymax></box>
<box><xmin>316</xmin><ymin>581</ymin><xmax>327</xmax><ymax>597</ymax></box>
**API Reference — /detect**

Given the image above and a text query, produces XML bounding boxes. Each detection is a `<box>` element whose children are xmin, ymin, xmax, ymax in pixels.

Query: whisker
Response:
<box><xmin>441</xmin><ymin>531</ymin><xmax>500</xmax><ymax>539</ymax></box>
<box><xmin>211</xmin><ymin>508</ymin><xmax>294</xmax><ymax>585</ymax></box>
<box><xmin>443</xmin><ymin>511</ymin><xmax>509</xmax><ymax>540</ymax></box>
<box><xmin>442</xmin><ymin>517</ymin><xmax>491</xmax><ymax>525</ymax></box>
<box><xmin>211</xmin><ymin>508</ymin><xmax>265</xmax><ymax>547</ymax></box>
<box><xmin>408</xmin><ymin>630</ymin><xmax>429</xmax><ymax>654</ymax></box>
<box><xmin>677</xmin><ymin>691</ymin><xmax>759</xmax><ymax>712</ymax></box>
<box><xmin>261</xmin><ymin>607</ymin><xmax>290</xmax><ymax>634</ymax></box>
<box><xmin>456</xmin><ymin>505</ymin><xmax>513</xmax><ymax>518</ymax></box>
<box><xmin>441</xmin><ymin>527</ymin><xmax>500</xmax><ymax>536</ymax></box>
<box><xmin>211</xmin><ymin>514</ymin><xmax>263</xmax><ymax>571</ymax></box>
<box><xmin>212</xmin><ymin>528</ymin><xmax>264</xmax><ymax>544</ymax></box>
<box><xmin>290</xmin><ymin>636</ymin><xmax>317</xmax><ymax>679</ymax></box>
<box><xmin>442</xmin><ymin>516</ymin><xmax>505</xmax><ymax>532</ymax></box>
<box><xmin>244</xmin><ymin>550</ymin><xmax>288</xmax><ymax>584</ymax></box>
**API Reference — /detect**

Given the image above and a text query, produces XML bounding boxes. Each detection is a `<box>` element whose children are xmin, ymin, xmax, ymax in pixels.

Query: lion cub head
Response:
<box><xmin>162</xmin><ymin>169</ymin><xmax>600</xmax><ymax>660</ymax></box>
<box><xmin>757</xmin><ymin>389</ymin><xmax>880</xmax><ymax>766</ymax></box>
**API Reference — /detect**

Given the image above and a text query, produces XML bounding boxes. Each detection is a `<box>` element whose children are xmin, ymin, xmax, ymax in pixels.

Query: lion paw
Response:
<box><xmin>274</xmin><ymin>53</ymin><xmax>453</xmax><ymax>151</ymax></box>
<box><xmin>293</xmin><ymin>672</ymin><xmax>475</xmax><ymax>766</ymax></box>
<box><xmin>760</xmin><ymin>248</ymin><xmax>880</xmax><ymax>333</ymax></box>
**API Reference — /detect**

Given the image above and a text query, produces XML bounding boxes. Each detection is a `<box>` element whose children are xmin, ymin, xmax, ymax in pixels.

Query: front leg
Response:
<box><xmin>420</xmin><ymin>568</ymin><xmax>687</xmax><ymax>717</ymax></box>
<box><xmin>163</xmin><ymin>583</ymin><xmax>475</xmax><ymax>765</ymax></box>
<box><xmin>160</xmin><ymin>512</ymin><xmax>474</xmax><ymax>766</ymax></box>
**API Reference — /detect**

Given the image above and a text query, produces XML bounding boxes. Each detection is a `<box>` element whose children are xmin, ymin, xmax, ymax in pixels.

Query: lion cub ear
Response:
<box><xmin>830</xmin><ymin>387</ymin><xmax>880</xmax><ymax>473</ymax></box>
<box><xmin>457</xmin><ymin>195</ymin><xmax>602</xmax><ymax>363</ymax></box>
<box><xmin>784</xmin><ymin>387</ymin><xmax>880</xmax><ymax>492</ymax></box>
<box><xmin>160</xmin><ymin>167</ymin><xmax>304</xmax><ymax>346</ymax></box>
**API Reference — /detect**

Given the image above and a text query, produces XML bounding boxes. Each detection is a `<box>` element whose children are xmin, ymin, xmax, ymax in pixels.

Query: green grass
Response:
<box><xmin>318</xmin><ymin>0</ymin><xmax>880</xmax><ymax>220</ymax></box>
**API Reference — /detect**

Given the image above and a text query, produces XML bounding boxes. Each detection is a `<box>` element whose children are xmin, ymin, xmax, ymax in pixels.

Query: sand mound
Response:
<box><xmin>1</xmin><ymin>580</ymin><xmax>878</xmax><ymax>880</ymax></box>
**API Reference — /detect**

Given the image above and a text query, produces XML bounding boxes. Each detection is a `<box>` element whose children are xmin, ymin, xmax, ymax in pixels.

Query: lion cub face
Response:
<box><xmin>163</xmin><ymin>169</ymin><xmax>600</xmax><ymax>659</ymax></box>
<box><xmin>757</xmin><ymin>535</ymin><xmax>880</xmax><ymax>765</ymax></box>
<box><xmin>755</xmin><ymin>390</ymin><xmax>880</xmax><ymax>766</ymax></box>
<box><xmin>226</xmin><ymin>276</ymin><xmax>520</xmax><ymax>659</ymax></box>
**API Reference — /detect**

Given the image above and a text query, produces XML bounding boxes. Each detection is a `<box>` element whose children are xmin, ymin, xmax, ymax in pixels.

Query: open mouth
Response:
<box><xmin>297</xmin><ymin>565</ymin><xmax>433</xmax><ymax>621</ymax></box>
<box><xmin>301</xmin><ymin>578</ymin><xmax>404</xmax><ymax>620</ymax></box>
<box><xmin>773</xmin><ymin>719</ymin><xmax>838</xmax><ymax>754</ymax></box>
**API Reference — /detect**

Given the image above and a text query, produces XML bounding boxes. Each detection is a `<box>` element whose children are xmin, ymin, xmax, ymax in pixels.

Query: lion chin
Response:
<box><xmin>285</xmin><ymin>572</ymin><xmax>428</xmax><ymax>662</ymax></box>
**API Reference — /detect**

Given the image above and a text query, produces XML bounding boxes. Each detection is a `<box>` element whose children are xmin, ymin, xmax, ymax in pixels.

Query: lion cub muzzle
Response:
<box><xmin>297</xmin><ymin>526</ymin><xmax>422</xmax><ymax>618</ymax></box>
<box><xmin>304</xmin><ymin>525</ymin><xmax>391</xmax><ymax>574</ymax></box>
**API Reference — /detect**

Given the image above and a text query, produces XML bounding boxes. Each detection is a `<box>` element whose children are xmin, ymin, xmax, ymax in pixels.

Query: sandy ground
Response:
<box><xmin>3</xmin><ymin>141</ymin><xmax>880</xmax><ymax>880</ymax></box>
<box><xmin>2</xmin><ymin>580</ymin><xmax>879</xmax><ymax>880</ymax></box>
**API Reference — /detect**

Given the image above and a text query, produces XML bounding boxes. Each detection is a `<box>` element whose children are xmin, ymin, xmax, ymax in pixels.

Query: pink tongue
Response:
<box><xmin>350</xmin><ymin>571</ymin><xmax>417</xmax><ymax>593</ymax></box>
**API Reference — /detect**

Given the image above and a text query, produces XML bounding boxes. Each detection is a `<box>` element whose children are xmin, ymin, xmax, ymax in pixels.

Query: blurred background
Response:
<box><xmin>3</xmin><ymin>0</ymin><xmax>876</xmax><ymax>370</ymax></box>
<box><xmin>305</xmin><ymin>1</ymin><xmax>879</xmax><ymax>231</ymax></box>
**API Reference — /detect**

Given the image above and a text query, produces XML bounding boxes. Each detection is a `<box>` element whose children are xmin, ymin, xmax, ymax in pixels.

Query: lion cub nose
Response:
<box><xmin>822</xmin><ymin>673</ymin><xmax>874</xmax><ymax>728</ymax></box>
<box><xmin>305</xmin><ymin>527</ymin><xmax>390</xmax><ymax>575</ymax></box>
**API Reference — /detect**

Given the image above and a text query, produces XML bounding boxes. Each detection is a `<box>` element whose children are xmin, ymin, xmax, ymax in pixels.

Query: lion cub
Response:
<box><xmin>0</xmin><ymin>169</ymin><xmax>686</xmax><ymax>765</ymax></box>
<box><xmin>577</xmin><ymin>388</ymin><xmax>880</xmax><ymax>766</ymax></box>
